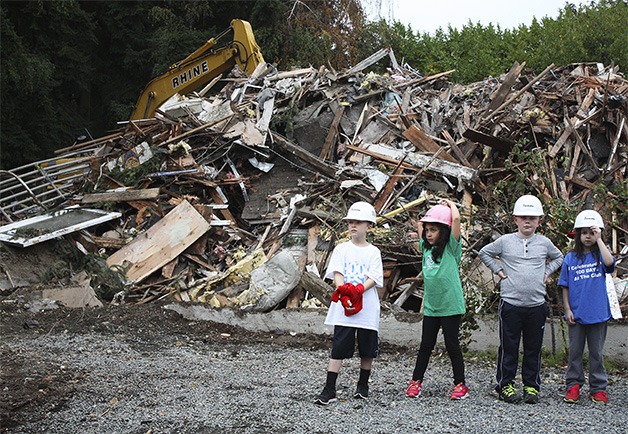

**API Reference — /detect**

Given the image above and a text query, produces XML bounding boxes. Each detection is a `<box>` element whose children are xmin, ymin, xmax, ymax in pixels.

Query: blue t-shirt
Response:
<box><xmin>558</xmin><ymin>250</ymin><xmax>615</xmax><ymax>324</ymax></box>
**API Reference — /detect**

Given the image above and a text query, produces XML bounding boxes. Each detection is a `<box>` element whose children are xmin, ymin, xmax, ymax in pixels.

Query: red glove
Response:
<box><xmin>343</xmin><ymin>283</ymin><xmax>365</xmax><ymax>316</ymax></box>
<box><xmin>340</xmin><ymin>295</ymin><xmax>353</xmax><ymax>310</ymax></box>
<box><xmin>331</xmin><ymin>283</ymin><xmax>355</xmax><ymax>302</ymax></box>
<box><xmin>338</xmin><ymin>283</ymin><xmax>354</xmax><ymax>294</ymax></box>
<box><xmin>332</xmin><ymin>283</ymin><xmax>365</xmax><ymax>316</ymax></box>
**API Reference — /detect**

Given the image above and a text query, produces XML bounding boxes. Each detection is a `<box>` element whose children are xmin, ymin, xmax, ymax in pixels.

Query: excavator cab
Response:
<box><xmin>129</xmin><ymin>19</ymin><xmax>265</xmax><ymax>121</ymax></box>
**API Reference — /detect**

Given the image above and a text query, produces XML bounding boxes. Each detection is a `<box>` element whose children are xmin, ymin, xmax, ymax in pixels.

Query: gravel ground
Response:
<box><xmin>1</xmin><ymin>301</ymin><xmax>627</xmax><ymax>433</ymax></box>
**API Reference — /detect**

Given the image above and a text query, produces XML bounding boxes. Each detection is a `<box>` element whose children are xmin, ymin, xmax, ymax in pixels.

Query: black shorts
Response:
<box><xmin>330</xmin><ymin>325</ymin><xmax>379</xmax><ymax>359</ymax></box>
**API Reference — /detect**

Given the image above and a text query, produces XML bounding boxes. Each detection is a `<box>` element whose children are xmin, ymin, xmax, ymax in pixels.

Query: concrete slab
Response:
<box><xmin>164</xmin><ymin>303</ymin><xmax>628</xmax><ymax>366</ymax></box>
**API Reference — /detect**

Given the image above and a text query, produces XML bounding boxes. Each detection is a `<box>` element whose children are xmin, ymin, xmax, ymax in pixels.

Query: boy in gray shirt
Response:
<box><xmin>479</xmin><ymin>195</ymin><xmax>563</xmax><ymax>404</ymax></box>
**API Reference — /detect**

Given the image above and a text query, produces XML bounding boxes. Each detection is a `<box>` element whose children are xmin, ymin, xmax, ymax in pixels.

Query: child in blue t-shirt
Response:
<box><xmin>558</xmin><ymin>210</ymin><xmax>616</xmax><ymax>405</ymax></box>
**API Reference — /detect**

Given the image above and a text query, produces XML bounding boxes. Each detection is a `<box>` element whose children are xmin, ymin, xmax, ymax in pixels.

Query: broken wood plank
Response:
<box><xmin>182</xmin><ymin>253</ymin><xmax>219</xmax><ymax>272</ymax></box>
<box><xmin>320</xmin><ymin>105</ymin><xmax>345</xmax><ymax>161</ymax></box>
<box><xmin>161</xmin><ymin>258</ymin><xmax>178</xmax><ymax>279</ymax></box>
<box><xmin>484</xmin><ymin>61</ymin><xmax>526</xmax><ymax>114</ymax></box>
<box><xmin>208</xmin><ymin>187</ymin><xmax>236</xmax><ymax>223</ymax></box>
<box><xmin>80</xmin><ymin>188</ymin><xmax>161</xmax><ymax>204</ymax></box>
<box><xmin>606</xmin><ymin>116</ymin><xmax>625</xmax><ymax>171</ymax></box>
<box><xmin>159</xmin><ymin>114</ymin><xmax>233</xmax><ymax>148</ymax></box>
<box><xmin>461</xmin><ymin>189</ymin><xmax>473</xmax><ymax>241</ymax></box>
<box><xmin>462</xmin><ymin>129</ymin><xmax>515</xmax><ymax>155</ymax></box>
<box><xmin>479</xmin><ymin>63</ymin><xmax>555</xmax><ymax>125</ymax></box>
<box><xmin>106</xmin><ymin>200</ymin><xmax>211</xmax><ymax>283</ymax></box>
<box><xmin>89</xmin><ymin>235</ymin><xmax>128</xmax><ymax>249</ymax></box>
<box><xmin>548</xmin><ymin>122</ymin><xmax>574</xmax><ymax>158</ymax></box>
<box><xmin>402</xmin><ymin>125</ymin><xmax>457</xmax><ymax>163</ymax></box>
<box><xmin>441</xmin><ymin>130</ymin><xmax>471</xmax><ymax>166</ymax></box>
<box><xmin>373</xmin><ymin>159</ymin><xmax>405</xmax><ymax>212</ymax></box>
<box><xmin>271</xmin><ymin>132</ymin><xmax>338</xmax><ymax>179</ymax></box>
<box><xmin>358</xmin><ymin>143</ymin><xmax>479</xmax><ymax>181</ymax></box>
<box><xmin>286</xmin><ymin>286</ymin><xmax>304</xmax><ymax>308</ymax></box>
<box><xmin>397</xmin><ymin>69</ymin><xmax>456</xmax><ymax>90</ymax></box>
<box><xmin>344</xmin><ymin>48</ymin><xmax>391</xmax><ymax>75</ymax></box>
<box><xmin>565</xmin><ymin>115</ymin><xmax>600</xmax><ymax>171</ymax></box>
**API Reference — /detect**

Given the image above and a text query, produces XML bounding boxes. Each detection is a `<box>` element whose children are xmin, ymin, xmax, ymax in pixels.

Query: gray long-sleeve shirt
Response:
<box><xmin>478</xmin><ymin>233</ymin><xmax>564</xmax><ymax>307</ymax></box>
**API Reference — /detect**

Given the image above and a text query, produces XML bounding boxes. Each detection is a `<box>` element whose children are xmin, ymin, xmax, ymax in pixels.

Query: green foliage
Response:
<box><xmin>0</xmin><ymin>1</ymin><xmax>93</xmax><ymax>169</ymax></box>
<box><xmin>105</xmin><ymin>153</ymin><xmax>162</xmax><ymax>188</ymax></box>
<box><xmin>83</xmin><ymin>254</ymin><xmax>126</xmax><ymax>301</ymax></box>
<box><xmin>39</xmin><ymin>260</ymin><xmax>73</xmax><ymax>283</ymax></box>
<box><xmin>367</xmin><ymin>0</ymin><xmax>627</xmax><ymax>84</ymax></box>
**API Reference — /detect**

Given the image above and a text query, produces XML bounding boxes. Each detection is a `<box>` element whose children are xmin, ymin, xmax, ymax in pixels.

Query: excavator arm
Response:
<box><xmin>129</xmin><ymin>19</ymin><xmax>264</xmax><ymax>121</ymax></box>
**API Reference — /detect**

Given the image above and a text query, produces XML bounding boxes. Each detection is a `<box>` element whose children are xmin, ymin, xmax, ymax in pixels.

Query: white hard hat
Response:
<box><xmin>343</xmin><ymin>201</ymin><xmax>377</xmax><ymax>223</ymax></box>
<box><xmin>513</xmin><ymin>195</ymin><xmax>544</xmax><ymax>216</ymax></box>
<box><xmin>574</xmin><ymin>210</ymin><xmax>604</xmax><ymax>229</ymax></box>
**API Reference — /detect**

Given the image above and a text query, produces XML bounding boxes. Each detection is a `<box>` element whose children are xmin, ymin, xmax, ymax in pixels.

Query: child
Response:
<box><xmin>478</xmin><ymin>194</ymin><xmax>563</xmax><ymax>404</ymax></box>
<box><xmin>559</xmin><ymin>210</ymin><xmax>616</xmax><ymax>405</ymax></box>
<box><xmin>406</xmin><ymin>199</ymin><xmax>469</xmax><ymax>400</ymax></box>
<box><xmin>315</xmin><ymin>201</ymin><xmax>384</xmax><ymax>405</ymax></box>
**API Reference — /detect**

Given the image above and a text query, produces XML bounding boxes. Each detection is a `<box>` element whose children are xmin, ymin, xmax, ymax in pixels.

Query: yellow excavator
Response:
<box><xmin>129</xmin><ymin>19</ymin><xmax>265</xmax><ymax>121</ymax></box>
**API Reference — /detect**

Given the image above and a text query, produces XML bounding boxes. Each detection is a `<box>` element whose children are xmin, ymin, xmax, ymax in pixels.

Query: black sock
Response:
<box><xmin>358</xmin><ymin>368</ymin><xmax>371</xmax><ymax>386</ymax></box>
<box><xmin>325</xmin><ymin>371</ymin><xmax>338</xmax><ymax>390</ymax></box>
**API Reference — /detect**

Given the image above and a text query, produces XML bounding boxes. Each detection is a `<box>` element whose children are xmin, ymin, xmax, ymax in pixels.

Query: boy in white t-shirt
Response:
<box><xmin>315</xmin><ymin>202</ymin><xmax>384</xmax><ymax>405</ymax></box>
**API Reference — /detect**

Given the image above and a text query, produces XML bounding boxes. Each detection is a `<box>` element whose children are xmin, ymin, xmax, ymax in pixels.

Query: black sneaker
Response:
<box><xmin>523</xmin><ymin>386</ymin><xmax>539</xmax><ymax>404</ymax></box>
<box><xmin>354</xmin><ymin>383</ymin><xmax>369</xmax><ymax>400</ymax></box>
<box><xmin>498</xmin><ymin>384</ymin><xmax>521</xmax><ymax>403</ymax></box>
<box><xmin>315</xmin><ymin>386</ymin><xmax>337</xmax><ymax>405</ymax></box>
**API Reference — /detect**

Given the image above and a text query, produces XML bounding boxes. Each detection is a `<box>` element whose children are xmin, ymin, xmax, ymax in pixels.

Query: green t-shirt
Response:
<box><xmin>420</xmin><ymin>233</ymin><xmax>466</xmax><ymax>316</ymax></box>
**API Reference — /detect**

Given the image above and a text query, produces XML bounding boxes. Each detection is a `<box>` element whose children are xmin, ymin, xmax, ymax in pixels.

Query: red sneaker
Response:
<box><xmin>564</xmin><ymin>384</ymin><xmax>580</xmax><ymax>403</ymax></box>
<box><xmin>451</xmin><ymin>382</ymin><xmax>469</xmax><ymax>400</ymax></box>
<box><xmin>406</xmin><ymin>380</ymin><xmax>422</xmax><ymax>398</ymax></box>
<box><xmin>589</xmin><ymin>391</ymin><xmax>608</xmax><ymax>404</ymax></box>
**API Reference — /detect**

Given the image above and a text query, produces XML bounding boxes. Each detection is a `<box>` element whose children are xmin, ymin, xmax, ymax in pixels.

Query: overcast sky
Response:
<box><xmin>365</xmin><ymin>0</ymin><xmax>592</xmax><ymax>34</ymax></box>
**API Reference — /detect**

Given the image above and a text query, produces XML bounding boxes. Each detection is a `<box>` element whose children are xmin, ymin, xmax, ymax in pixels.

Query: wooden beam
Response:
<box><xmin>484</xmin><ymin>61</ymin><xmax>526</xmax><ymax>113</ymax></box>
<box><xmin>479</xmin><ymin>63</ymin><xmax>555</xmax><ymax>125</ymax></box>
<box><xmin>320</xmin><ymin>106</ymin><xmax>345</xmax><ymax>161</ymax></box>
<box><xmin>271</xmin><ymin>132</ymin><xmax>338</xmax><ymax>179</ymax></box>
<box><xmin>373</xmin><ymin>159</ymin><xmax>405</xmax><ymax>212</ymax></box>
<box><xmin>462</xmin><ymin>129</ymin><xmax>515</xmax><ymax>155</ymax></box>
<box><xmin>403</xmin><ymin>125</ymin><xmax>457</xmax><ymax>163</ymax></box>
<box><xmin>80</xmin><ymin>188</ymin><xmax>160</xmax><ymax>204</ymax></box>
<box><xmin>106</xmin><ymin>200</ymin><xmax>211</xmax><ymax>283</ymax></box>
<box><xmin>441</xmin><ymin>130</ymin><xmax>471</xmax><ymax>166</ymax></box>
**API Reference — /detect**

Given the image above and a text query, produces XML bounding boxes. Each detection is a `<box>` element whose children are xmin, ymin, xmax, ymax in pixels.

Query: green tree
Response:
<box><xmin>0</xmin><ymin>1</ymin><xmax>97</xmax><ymax>169</ymax></box>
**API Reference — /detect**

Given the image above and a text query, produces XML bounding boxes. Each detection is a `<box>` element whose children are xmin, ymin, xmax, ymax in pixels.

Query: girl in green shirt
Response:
<box><xmin>405</xmin><ymin>199</ymin><xmax>468</xmax><ymax>400</ymax></box>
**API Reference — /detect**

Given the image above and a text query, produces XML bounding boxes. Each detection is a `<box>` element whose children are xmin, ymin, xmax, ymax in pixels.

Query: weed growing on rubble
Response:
<box><xmin>101</xmin><ymin>154</ymin><xmax>162</xmax><ymax>189</ymax></box>
<box><xmin>39</xmin><ymin>260</ymin><xmax>73</xmax><ymax>282</ymax></box>
<box><xmin>83</xmin><ymin>254</ymin><xmax>126</xmax><ymax>300</ymax></box>
<box><xmin>36</xmin><ymin>239</ymin><xmax>126</xmax><ymax>300</ymax></box>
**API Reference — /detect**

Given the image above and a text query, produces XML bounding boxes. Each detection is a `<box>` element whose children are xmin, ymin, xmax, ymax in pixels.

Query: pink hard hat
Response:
<box><xmin>420</xmin><ymin>204</ymin><xmax>452</xmax><ymax>227</ymax></box>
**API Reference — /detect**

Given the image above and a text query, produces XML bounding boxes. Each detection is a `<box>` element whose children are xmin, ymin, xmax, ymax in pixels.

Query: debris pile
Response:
<box><xmin>1</xmin><ymin>52</ymin><xmax>626</xmax><ymax>315</ymax></box>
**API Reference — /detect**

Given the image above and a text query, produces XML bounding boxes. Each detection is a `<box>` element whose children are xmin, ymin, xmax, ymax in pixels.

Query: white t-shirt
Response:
<box><xmin>324</xmin><ymin>241</ymin><xmax>384</xmax><ymax>331</ymax></box>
